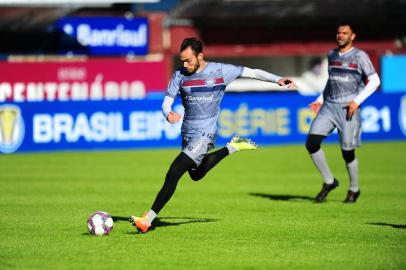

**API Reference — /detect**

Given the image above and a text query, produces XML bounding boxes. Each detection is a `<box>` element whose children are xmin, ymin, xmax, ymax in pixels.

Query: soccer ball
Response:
<box><xmin>87</xmin><ymin>211</ymin><xmax>114</xmax><ymax>236</ymax></box>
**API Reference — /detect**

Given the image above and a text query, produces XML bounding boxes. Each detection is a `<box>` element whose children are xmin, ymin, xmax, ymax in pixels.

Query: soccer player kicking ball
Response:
<box><xmin>306</xmin><ymin>23</ymin><xmax>380</xmax><ymax>203</ymax></box>
<box><xmin>130</xmin><ymin>37</ymin><xmax>296</xmax><ymax>233</ymax></box>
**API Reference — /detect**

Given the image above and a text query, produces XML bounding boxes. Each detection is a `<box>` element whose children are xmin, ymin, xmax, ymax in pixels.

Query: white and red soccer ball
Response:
<box><xmin>87</xmin><ymin>211</ymin><xmax>113</xmax><ymax>236</ymax></box>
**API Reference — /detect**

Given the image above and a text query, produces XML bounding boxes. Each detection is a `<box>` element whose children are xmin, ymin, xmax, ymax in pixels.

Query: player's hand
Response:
<box><xmin>278</xmin><ymin>78</ymin><xmax>297</xmax><ymax>89</ymax></box>
<box><xmin>346</xmin><ymin>100</ymin><xmax>359</xmax><ymax>121</ymax></box>
<box><xmin>167</xmin><ymin>111</ymin><xmax>182</xmax><ymax>123</ymax></box>
<box><xmin>309</xmin><ymin>101</ymin><xmax>322</xmax><ymax>114</ymax></box>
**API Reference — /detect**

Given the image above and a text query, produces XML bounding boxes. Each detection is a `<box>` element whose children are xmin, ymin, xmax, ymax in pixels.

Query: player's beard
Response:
<box><xmin>188</xmin><ymin>61</ymin><xmax>200</xmax><ymax>74</ymax></box>
<box><xmin>337</xmin><ymin>37</ymin><xmax>352</xmax><ymax>49</ymax></box>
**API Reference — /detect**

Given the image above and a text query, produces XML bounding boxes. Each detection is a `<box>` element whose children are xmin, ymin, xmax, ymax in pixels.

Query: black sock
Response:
<box><xmin>188</xmin><ymin>147</ymin><xmax>229</xmax><ymax>181</ymax></box>
<box><xmin>151</xmin><ymin>152</ymin><xmax>195</xmax><ymax>214</ymax></box>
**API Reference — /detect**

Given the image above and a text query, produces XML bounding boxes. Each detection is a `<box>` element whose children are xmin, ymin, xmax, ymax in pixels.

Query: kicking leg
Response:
<box><xmin>188</xmin><ymin>135</ymin><xmax>257</xmax><ymax>181</ymax></box>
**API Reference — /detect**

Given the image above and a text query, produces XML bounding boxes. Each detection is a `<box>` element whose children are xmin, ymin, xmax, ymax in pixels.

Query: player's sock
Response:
<box><xmin>146</xmin><ymin>209</ymin><xmax>157</xmax><ymax>224</ymax></box>
<box><xmin>226</xmin><ymin>143</ymin><xmax>238</xmax><ymax>154</ymax></box>
<box><xmin>346</xmin><ymin>159</ymin><xmax>359</xmax><ymax>192</ymax></box>
<box><xmin>310</xmin><ymin>149</ymin><xmax>334</xmax><ymax>184</ymax></box>
<box><xmin>151</xmin><ymin>152</ymin><xmax>195</xmax><ymax>214</ymax></box>
<box><xmin>188</xmin><ymin>147</ymin><xmax>229</xmax><ymax>181</ymax></box>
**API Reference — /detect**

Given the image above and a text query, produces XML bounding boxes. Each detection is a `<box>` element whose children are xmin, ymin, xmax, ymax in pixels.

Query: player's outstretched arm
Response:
<box><xmin>241</xmin><ymin>67</ymin><xmax>297</xmax><ymax>89</ymax></box>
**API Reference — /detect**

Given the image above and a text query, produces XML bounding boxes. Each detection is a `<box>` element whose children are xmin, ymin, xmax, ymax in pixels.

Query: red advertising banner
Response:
<box><xmin>0</xmin><ymin>59</ymin><xmax>166</xmax><ymax>102</ymax></box>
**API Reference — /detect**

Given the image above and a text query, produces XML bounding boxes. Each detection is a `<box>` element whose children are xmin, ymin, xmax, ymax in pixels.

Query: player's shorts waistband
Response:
<box><xmin>182</xmin><ymin>132</ymin><xmax>216</xmax><ymax>141</ymax></box>
<box><xmin>323</xmin><ymin>101</ymin><xmax>362</xmax><ymax>110</ymax></box>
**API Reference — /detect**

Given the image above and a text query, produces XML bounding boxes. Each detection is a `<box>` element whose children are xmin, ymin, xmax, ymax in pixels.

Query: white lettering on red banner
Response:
<box><xmin>0</xmin><ymin>59</ymin><xmax>166</xmax><ymax>102</ymax></box>
<box><xmin>0</xmin><ymin>77</ymin><xmax>145</xmax><ymax>102</ymax></box>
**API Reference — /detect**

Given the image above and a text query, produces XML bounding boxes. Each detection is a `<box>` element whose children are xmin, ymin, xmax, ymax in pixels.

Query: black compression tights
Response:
<box><xmin>188</xmin><ymin>147</ymin><xmax>229</xmax><ymax>181</ymax></box>
<box><xmin>151</xmin><ymin>148</ymin><xmax>230</xmax><ymax>214</ymax></box>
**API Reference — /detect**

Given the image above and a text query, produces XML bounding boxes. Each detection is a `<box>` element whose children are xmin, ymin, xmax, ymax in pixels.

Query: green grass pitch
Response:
<box><xmin>1</xmin><ymin>141</ymin><xmax>405</xmax><ymax>270</ymax></box>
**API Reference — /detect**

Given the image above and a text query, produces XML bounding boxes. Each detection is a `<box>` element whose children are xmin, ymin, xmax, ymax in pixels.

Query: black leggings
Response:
<box><xmin>188</xmin><ymin>147</ymin><xmax>229</xmax><ymax>181</ymax></box>
<box><xmin>151</xmin><ymin>148</ymin><xmax>229</xmax><ymax>214</ymax></box>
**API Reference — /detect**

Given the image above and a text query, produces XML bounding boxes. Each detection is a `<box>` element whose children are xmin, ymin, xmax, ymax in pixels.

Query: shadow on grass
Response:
<box><xmin>250</xmin><ymin>192</ymin><xmax>314</xmax><ymax>202</ymax></box>
<box><xmin>368</xmin><ymin>222</ymin><xmax>406</xmax><ymax>229</ymax></box>
<box><xmin>112</xmin><ymin>216</ymin><xmax>131</xmax><ymax>222</ymax></box>
<box><xmin>112</xmin><ymin>216</ymin><xmax>220</xmax><ymax>233</ymax></box>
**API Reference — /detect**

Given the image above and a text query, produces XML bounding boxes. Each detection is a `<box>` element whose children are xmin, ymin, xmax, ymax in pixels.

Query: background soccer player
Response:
<box><xmin>130</xmin><ymin>37</ymin><xmax>296</xmax><ymax>233</ymax></box>
<box><xmin>305</xmin><ymin>23</ymin><xmax>380</xmax><ymax>203</ymax></box>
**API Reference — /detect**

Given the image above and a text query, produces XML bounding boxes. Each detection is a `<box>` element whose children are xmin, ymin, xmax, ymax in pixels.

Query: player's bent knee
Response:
<box><xmin>305</xmin><ymin>135</ymin><xmax>324</xmax><ymax>154</ymax></box>
<box><xmin>305</xmin><ymin>140</ymin><xmax>317</xmax><ymax>154</ymax></box>
<box><xmin>189</xmin><ymin>170</ymin><xmax>203</xmax><ymax>181</ymax></box>
<box><xmin>341</xmin><ymin>149</ymin><xmax>355</xmax><ymax>163</ymax></box>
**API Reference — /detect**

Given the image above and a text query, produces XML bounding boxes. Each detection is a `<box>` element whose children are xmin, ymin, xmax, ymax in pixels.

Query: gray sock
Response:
<box><xmin>346</xmin><ymin>159</ymin><xmax>359</xmax><ymax>192</ymax></box>
<box><xmin>310</xmin><ymin>149</ymin><xmax>334</xmax><ymax>184</ymax></box>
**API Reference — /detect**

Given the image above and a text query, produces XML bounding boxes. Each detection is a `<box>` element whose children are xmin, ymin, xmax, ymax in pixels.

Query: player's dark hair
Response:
<box><xmin>338</xmin><ymin>22</ymin><xmax>356</xmax><ymax>33</ymax></box>
<box><xmin>180</xmin><ymin>37</ymin><xmax>203</xmax><ymax>55</ymax></box>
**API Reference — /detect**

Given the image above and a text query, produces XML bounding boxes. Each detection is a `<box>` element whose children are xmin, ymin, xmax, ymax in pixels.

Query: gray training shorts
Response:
<box><xmin>182</xmin><ymin>135</ymin><xmax>215</xmax><ymax>167</ymax></box>
<box><xmin>309</xmin><ymin>101</ymin><xmax>362</xmax><ymax>150</ymax></box>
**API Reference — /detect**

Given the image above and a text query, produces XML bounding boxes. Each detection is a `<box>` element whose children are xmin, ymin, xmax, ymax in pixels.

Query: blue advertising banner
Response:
<box><xmin>56</xmin><ymin>17</ymin><xmax>148</xmax><ymax>55</ymax></box>
<box><xmin>1</xmin><ymin>92</ymin><xmax>405</xmax><ymax>154</ymax></box>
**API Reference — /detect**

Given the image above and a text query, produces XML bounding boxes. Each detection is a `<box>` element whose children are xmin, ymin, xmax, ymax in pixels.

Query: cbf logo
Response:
<box><xmin>400</xmin><ymin>95</ymin><xmax>406</xmax><ymax>137</ymax></box>
<box><xmin>0</xmin><ymin>105</ymin><xmax>25</xmax><ymax>154</ymax></box>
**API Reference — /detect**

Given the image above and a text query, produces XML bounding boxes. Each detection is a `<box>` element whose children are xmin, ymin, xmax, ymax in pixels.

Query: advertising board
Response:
<box><xmin>0</xmin><ymin>59</ymin><xmax>166</xmax><ymax>103</ymax></box>
<box><xmin>56</xmin><ymin>17</ymin><xmax>149</xmax><ymax>55</ymax></box>
<box><xmin>1</xmin><ymin>92</ymin><xmax>405</xmax><ymax>154</ymax></box>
